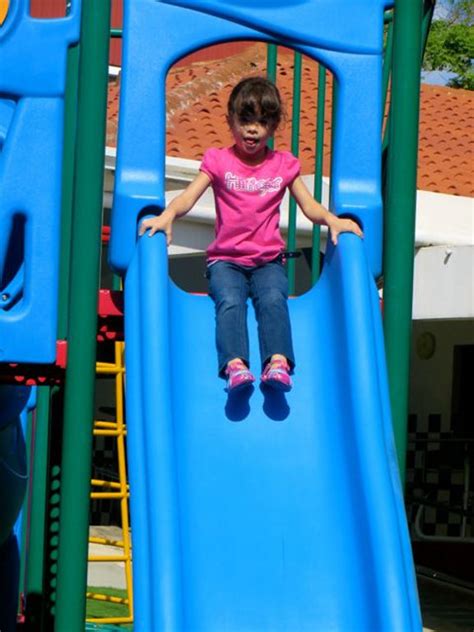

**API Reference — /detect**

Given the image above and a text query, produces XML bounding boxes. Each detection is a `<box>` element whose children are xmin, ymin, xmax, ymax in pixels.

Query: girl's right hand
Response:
<box><xmin>139</xmin><ymin>209</ymin><xmax>175</xmax><ymax>244</ymax></box>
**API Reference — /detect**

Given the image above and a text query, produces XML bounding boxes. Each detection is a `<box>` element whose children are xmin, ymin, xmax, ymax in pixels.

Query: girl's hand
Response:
<box><xmin>327</xmin><ymin>216</ymin><xmax>363</xmax><ymax>245</ymax></box>
<box><xmin>139</xmin><ymin>209</ymin><xmax>175</xmax><ymax>244</ymax></box>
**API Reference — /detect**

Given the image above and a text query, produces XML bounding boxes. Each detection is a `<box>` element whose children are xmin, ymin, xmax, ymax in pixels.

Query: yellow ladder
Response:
<box><xmin>87</xmin><ymin>340</ymin><xmax>133</xmax><ymax>626</ymax></box>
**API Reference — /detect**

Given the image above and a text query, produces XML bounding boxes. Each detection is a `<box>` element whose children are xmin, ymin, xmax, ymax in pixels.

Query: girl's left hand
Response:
<box><xmin>328</xmin><ymin>216</ymin><xmax>363</xmax><ymax>245</ymax></box>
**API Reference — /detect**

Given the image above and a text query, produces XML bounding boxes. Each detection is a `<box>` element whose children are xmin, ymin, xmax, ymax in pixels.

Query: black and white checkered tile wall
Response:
<box><xmin>405</xmin><ymin>413</ymin><xmax>474</xmax><ymax>539</ymax></box>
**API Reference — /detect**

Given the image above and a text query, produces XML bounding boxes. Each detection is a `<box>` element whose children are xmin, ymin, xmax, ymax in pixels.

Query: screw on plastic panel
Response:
<box><xmin>1</xmin><ymin>293</ymin><xmax>10</xmax><ymax>302</ymax></box>
<box><xmin>0</xmin><ymin>0</ymin><xmax>9</xmax><ymax>26</ymax></box>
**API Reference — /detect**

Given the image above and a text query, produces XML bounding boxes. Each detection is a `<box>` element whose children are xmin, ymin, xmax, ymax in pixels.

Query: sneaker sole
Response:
<box><xmin>226</xmin><ymin>379</ymin><xmax>255</xmax><ymax>393</ymax></box>
<box><xmin>262</xmin><ymin>378</ymin><xmax>292</xmax><ymax>393</ymax></box>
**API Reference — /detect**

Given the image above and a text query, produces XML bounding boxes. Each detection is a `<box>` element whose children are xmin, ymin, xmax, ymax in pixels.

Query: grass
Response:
<box><xmin>86</xmin><ymin>586</ymin><xmax>132</xmax><ymax>629</ymax></box>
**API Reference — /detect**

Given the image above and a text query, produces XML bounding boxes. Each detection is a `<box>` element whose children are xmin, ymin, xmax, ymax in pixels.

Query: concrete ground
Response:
<box><xmin>419</xmin><ymin>575</ymin><xmax>474</xmax><ymax>632</ymax></box>
<box><xmin>87</xmin><ymin>528</ymin><xmax>474</xmax><ymax>631</ymax></box>
<box><xmin>87</xmin><ymin>526</ymin><xmax>128</xmax><ymax>590</ymax></box>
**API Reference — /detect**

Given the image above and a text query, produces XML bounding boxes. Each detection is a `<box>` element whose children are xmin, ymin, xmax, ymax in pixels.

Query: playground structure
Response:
<box><xmin>0</xmin><ymin>0</ymin><xmax>434</xmax><ymax>630</ymax></box>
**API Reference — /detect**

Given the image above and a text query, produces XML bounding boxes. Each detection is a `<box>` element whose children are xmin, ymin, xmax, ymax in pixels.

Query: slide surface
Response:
<box><xmin>123</xmin><ymin>232</ymin><xmax>422</xmax><ymax>632</ymax></box>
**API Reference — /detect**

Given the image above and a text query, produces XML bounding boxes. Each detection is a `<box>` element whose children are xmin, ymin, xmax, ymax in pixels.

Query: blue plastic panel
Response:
<box><xmin>0</xmin><ymin>0</ymin><xmax>82</xmax><ymax>362</ymax></box>
<box><xmin>0</xmin><ymin>0</ymin><xmax>81</xmax><ymax>96</ymax></box>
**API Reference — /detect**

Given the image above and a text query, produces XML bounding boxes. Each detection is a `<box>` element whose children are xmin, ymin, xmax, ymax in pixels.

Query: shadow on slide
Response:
<box><xmin>123</xmin><ymin>231</ymin><xmax>422</xmax><ymax>631</ymax></box>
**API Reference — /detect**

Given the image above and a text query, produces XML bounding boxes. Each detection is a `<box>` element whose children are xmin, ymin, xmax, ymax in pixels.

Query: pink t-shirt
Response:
<box><xmin>200</xmin><ymin>146</ymin><xmax>300</xmax><ymax>267</ymax></box>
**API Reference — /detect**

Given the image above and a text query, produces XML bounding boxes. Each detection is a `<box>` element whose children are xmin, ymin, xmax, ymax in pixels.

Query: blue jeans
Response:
<box><xmin>207</xmin><ymin>260</ymin><xmax>295</xmax><ymax>376</ymax></box>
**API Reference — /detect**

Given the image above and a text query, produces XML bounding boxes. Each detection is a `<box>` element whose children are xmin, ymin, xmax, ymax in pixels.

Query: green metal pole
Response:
<box><xmin>287</xmin><ymin>51</ymin><xmax>302</xmax><ymax>294</ymax></box>
<box><xmin>266</xmin><ymin>44</ymin><xmax>278</xmax><ymax>151</ymax></box>
<box><xmin>266</xmin><ymin>44</ymin><xmax>278</xmax><ymax>83</ymax></box>
<box><xmin>23</xmin><ymin>387</ymin><xmax>52</xmax><ymax>628</ymax></box>
<box><xmin>383</xmin><ymin>0</ymin><xmax>423</xmax><ymax>482</ymax></box>
<box><xmin>329</xmin><ymin>76</ymin><xmax>339</xmax><ymax>224</ymax></box>
<box><xmin>57</xmin><ymin>44</ymin><xmax>80</xmax><ymax>339</ymax></box>
<box><xmin>382</xmin><ymin>2</ymin><xmax>433</xmax><ymax>154</ymax></box>
<box><xmin>382</xmin><ymin>15</ymin><xmax>394</xmax><ymax>125</ymax></box>
<box><xmin>54</xmin><ymin>1</ymin><xmax>111</xmax><ymax>630</ymax></box>
<box><xmin>311</xmin><ymin>64</ymin><xmax>326</xmax><ymax>284</ymax></box>
<box><xmin>18</xmin><ymin>410</ymin><xmax>33</xmax><ymax>605</ymax></box>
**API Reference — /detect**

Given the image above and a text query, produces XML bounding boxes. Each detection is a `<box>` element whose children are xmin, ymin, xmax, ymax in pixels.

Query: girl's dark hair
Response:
<box><xmin>227</xmin><ymin>77</ymin><xmax>283</xmax><ymax>129</ymax></box>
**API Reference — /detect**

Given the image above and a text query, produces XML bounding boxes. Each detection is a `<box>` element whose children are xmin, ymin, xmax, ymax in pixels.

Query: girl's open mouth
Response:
<box><xmin>244</xmin><ymin>138</ymin><xmax>258</xmax><ymax>148</ymax></box>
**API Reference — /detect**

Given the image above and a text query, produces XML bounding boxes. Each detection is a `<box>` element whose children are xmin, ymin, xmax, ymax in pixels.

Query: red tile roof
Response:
<box><xmin>107</xmin><ymin>43</ymin><xmax>473</xmax><ymax>198</ymax></box>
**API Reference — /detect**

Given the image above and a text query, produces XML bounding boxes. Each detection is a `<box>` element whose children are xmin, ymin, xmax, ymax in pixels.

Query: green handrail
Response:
<box><xmin>54</xmin><ymin>1</ymin><xmax>112</xmax><ymax>630</ymax></box>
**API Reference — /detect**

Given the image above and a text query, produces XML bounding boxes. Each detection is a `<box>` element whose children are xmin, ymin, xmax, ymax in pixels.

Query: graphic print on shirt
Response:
<box><xmin>224</xmin><ymin>172</ymin><xmax>283</xmax><ymax>196</ymax></box>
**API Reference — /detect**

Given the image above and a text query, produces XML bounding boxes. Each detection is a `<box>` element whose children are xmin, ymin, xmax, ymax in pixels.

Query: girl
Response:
<box><xmin>140</xmin><ymin>77</ymin><xmax>362</xmax><ymax>392</ymax></box>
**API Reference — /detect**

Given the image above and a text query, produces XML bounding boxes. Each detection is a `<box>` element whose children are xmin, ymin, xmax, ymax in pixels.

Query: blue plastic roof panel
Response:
<box><xmin>161</xmin><ymin>0</ymin><xmax>388</xmax><ymax>54</ymax></box>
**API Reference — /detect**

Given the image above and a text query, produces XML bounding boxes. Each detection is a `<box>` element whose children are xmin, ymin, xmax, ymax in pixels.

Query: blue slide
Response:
<box><xmin>109</xmin><ymin>1</ymin><xmax>422</xmax><ymax>630</ymax></box>
<box><xmin>122</xmin><ymin>233</ymin><xmax>422</xmax><ymax>631</ymax></box>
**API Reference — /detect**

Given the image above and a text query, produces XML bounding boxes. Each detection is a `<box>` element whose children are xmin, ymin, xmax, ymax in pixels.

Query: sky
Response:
<box><xmin>422</xmin><ymin>1</ymin><xmax>458</xmax><ymax>86</ymax></box>
<box><xmin>434</xmin><ymin>1</ymin><xmax>450</xmax><ymax>19</ymax></box>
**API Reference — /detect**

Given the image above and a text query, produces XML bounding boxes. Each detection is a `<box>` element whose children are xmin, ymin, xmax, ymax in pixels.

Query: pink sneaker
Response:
<box><xmin>225</xmin><ymin>360</ymin><xmax>255</xmax><ymax>392</ymax></box>
<box><xmin>261</xmin><ymin>358</ymin><xmax>292</xmax><ymax>392</ymax></box>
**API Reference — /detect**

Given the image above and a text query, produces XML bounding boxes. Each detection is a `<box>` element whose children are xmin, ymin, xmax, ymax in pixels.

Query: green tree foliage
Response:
<box><xmin>423</xmin><ymin>0</ymin><xmax>474</xmax><ymax>89</ymax></box>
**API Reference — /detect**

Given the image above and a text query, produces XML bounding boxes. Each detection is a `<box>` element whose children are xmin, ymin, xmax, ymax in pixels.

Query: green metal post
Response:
<box><xmin>23</xmin><ymin>387</ymin><xmax>52</xmax><ymax>628</ymax></box>
<box><xmin>311</xmin><ymin>64</ymin><xmax>326</xmax><ymax>284</ymax></box>
<box><xmin>383</xmin><ymin>0</ymin><xmax>423</xmax><ymax>482</ymax></box>
<box><xmin>266</xmin><ymin>44</ymin><xmax>278</xmax><ymax>83</ymax></box>
<box><xmin>382</xmin><ymin>3</ymin><xmax>433</xmax><ymax>153</ymax></box>
<box><xmin>266</xmin><ymin>44</ymin><xmax>278</xmax><ymax>150</ymax></box>
<box><xmin>18</xmin><ymin>410</ymin><xmax>33</xmax><ymax>603</ymax></box>
<box><xmin>287</xmin><ymin>51</ymin><xmax>302</xmax><ymax>294</ymax></box>
<box><xmin>329</xmin><ymin>77</ymin><xmax>339</xmax><ymax>221</ymax></box>
<box><xmin>54</xmin><ymin>1</ymin><xmax>111</xmax><ymax>630</ymax></box>
<box><xmin>57</xmin><ymin>44</ymin><xmax>80</xmax><ymax>339</ymax></box>
<box><xmin>382</xmin><ymin>14</ymin><xmax>394</xmax><ymax>123</ymax></box>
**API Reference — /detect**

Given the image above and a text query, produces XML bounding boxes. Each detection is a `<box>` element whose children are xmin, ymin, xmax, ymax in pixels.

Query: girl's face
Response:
<box><xmin>229</xmin><ymin>115</ymin><xmax>276</xmax><ymax>164</ymax></box>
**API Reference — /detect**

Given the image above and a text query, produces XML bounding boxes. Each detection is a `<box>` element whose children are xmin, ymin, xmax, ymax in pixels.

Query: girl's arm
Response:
<box><xmin>139</xmin><ymin>171</ymin><xmax>211</xmax><ymax>244</ymax></box>
<box><xmin>289</xmin><ymin>176</ymin><xmax>363</xmax><ymax>245</ymax></box>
